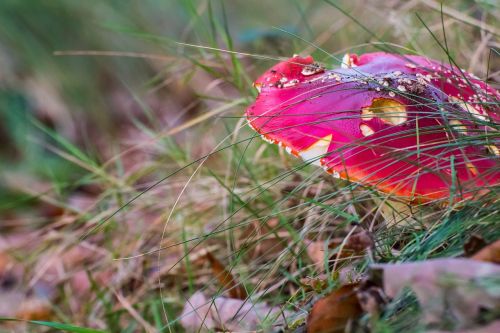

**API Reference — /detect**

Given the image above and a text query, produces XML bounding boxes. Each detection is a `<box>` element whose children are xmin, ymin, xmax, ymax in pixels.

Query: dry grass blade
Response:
<box><xmin>1</xmin><ymin>1</ymin><xmax>499</xmax><ymax>332</ymax></box>
<box><xmin>114</xmin><ymin>291</ymin><xmax>156</xmax><ymax>333</ymax></box>
<box><xmin>421</xmin><ymin>0</ymin><xmax>500</xmax><ymax>36</ymax></box>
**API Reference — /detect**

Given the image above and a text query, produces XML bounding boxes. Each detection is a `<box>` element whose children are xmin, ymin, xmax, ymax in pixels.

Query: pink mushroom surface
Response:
<box><xmin>246</xmin><ymin>52</ymin><xmax>500</xmax><ymax>202</ymax></box>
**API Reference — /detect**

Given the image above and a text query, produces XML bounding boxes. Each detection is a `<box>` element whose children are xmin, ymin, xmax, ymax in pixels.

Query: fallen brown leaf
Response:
<box><xmin>343</xmin><ymin>231</ymin><xmax>374</xmax><ymax>255</ymax></box>
<box><xmin>206</xmin><ymin>252</ymin><xmax>247</xmax><ymax>299</ymax></box>
<box><xmin>180</xmin><ymin>291</ymin><xmax>287</xmax><ymax>332</ymax></box>
<box><xmin>356</xmin><ymin>280</ymin><xmax>388</xmax><ymax>317</ymax></box>
<box><xmin>307</xmin><ymin>283</ymin><xmax>362</xmax><ymax>333</ymax></box>
<box><xmin>471</xmin><ymin>239</ymin><xmax>500</xmax><ymax>264</ymax></box>
<box><xmin>463</xmin><ymin>234</ymin><xmax>487</xmax><ymax>257</ymax></box>
<box><xmin>0</xmin><ymin>252</ymin><xmax>25</xmax><ymax>317</ymax></box>
<box><xmin>371</xmin><ymin>259</ymin><xmax>500</xmax><ymax>328</ymax></box>
<box><xmin>306</xmin><ymin>241</ymin><xmax>327</xmax><ymax>270</ymax></box>
<box><xmin>15</xmin><ymin>298</ymin><xmax>52</xmax><ymax>321</ymax></box>
<box><xmin>426</xmin><ymin>320</ymin><xmax>500</xmax><ymax>333</ymax></box>
<box><xmin>1</xmin><ymin>253</ymin><xmax>56</xmax><ymax>321</ymax></box>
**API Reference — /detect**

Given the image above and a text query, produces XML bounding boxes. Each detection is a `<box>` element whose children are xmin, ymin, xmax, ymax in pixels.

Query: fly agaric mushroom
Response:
<box><xmin>246</xmin><ymin>52</ymin><xmax>500</xmax><ymax>202</ymax></box>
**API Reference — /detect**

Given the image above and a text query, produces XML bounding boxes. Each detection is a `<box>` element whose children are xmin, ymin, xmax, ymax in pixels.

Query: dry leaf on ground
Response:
<box><xmin>307</xmin><ymin>283</ymin><xmax>362</xmax><ymax>333</ymax></box>
<box><xmin>205</xmin><ymin>252</ymin><xmax>247</xmax><ymax>299</ymax></box>
<box><xmin>0</xmin><ymin>252</ymin><xmax>53</xmax><ymax>321</ymax></box>
<box><xmin>371</xmin><ymin>259</ymin><xmax>500</xmax><ymax>328</ymax></box>
<box><xmin>15</xmin><ymin>298</ymin><xmax>52</xmax><ymax>321</ymax></box>
<box><xmin>426</xmin><ymin>320</ymin><xmax>500</xmax><ymax>333</ymax></box>
<box><xmin>471</xmin><ymin>239</ymin><xmax>500</xmax><ymax>264</ymax></box>
<box><xmin>180</xmin><ymin>291</ymin><xmax>287</xmax><ymax>332</ymax></box>
<box><xmin>463</xmin><ymin>235</ymin><xmax>487</xmax><ymax>257</ymax></box>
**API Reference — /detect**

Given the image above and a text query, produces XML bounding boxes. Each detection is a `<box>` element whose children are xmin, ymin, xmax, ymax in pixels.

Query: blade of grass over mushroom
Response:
<box><xmin>246</xmin><ymin>52</ymin><xmax>499</xmax><ymax>202</ymax></box>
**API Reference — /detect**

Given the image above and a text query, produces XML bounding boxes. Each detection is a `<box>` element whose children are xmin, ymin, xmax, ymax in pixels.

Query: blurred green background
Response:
<box><xmin>1</xmin><ymin>0</ymin><xmax>497</xmax><ymax>200</ymax></box>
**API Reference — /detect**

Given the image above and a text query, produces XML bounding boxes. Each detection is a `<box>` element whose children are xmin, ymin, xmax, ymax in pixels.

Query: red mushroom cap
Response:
<box><xmin>246</xmin><ymin>52</ymin><xmax>500</xmax><ymax>202</ymax></box>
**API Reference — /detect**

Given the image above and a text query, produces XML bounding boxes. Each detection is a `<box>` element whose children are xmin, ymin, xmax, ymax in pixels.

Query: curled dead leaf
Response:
<box><xmin>471</xmin><ymin>239</ymin><xmax>500</xmax><ymax>264</ymax></box>
<box><xmin>463</xmin><ymin>234</ymin><xmax>487</xmax><ymax>257</ymax></box>
<box><xmin>307</xmin><ymin>283</ymin><xmax>362</xmax><ymax>333</ymax></box>
<box><xmin>371</xmin><ymin>259</ymin><xmax>500</xmax><ymax>329</ymax></box>
<box><xmin>206</xmin><ymin>252</ymin><xmax>247</xmax><ymax>299</ymax></box>
<box><xmin>0</xmin><ymin>252</ymin><xmax>25</xmax><ymax>317</ymax></box>
<box><xmin>342</xmin><ymin>231</ymin><xmax>374</xmax><ymax>256</ymax></box>
<box><xmin>180</xmin><ymin>291</ymin><xmax>287</xmax><ymax>332</ymax></box>
<box><xmin>15</xmin><ymin>298</ymin><xmax>52</xmax><ymax>321</ymax></box>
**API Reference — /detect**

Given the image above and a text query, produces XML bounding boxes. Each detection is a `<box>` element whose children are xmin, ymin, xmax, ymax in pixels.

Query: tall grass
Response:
<box><xmin>0</xmin><ymin>1</ymin><xmax>498</xmax><ymax>332</ymax></box>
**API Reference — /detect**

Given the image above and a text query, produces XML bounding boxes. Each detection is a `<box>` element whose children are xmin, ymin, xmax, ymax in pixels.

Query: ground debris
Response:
<box><xmin>371</xmin><ymin>258</ymin><xmax>500</xmax><ymax>330</ymax></box>
<box><xmin>205</xmin><ymin>252</ymin><xmax>247</xmax><ymax>299</ymax></box>
<box><xmin>180</xmin><ymin>291</ymin><xmax>287</xmax><ymax>332</ymax></box>
<box><xmin>470</xmin><ymin>239</ymin><xmax>500</xmax><ymax>264</ymax></box>
<box><xmin>306</xmin><ymin>283</ymin><xmax>362</xmax><ymax>333</ymax></box>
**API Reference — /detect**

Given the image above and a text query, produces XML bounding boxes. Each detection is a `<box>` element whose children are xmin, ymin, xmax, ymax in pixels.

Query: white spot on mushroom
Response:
<box><xmin>283</xmin><ymin>79</ymin><xmax>299</xmax><ymax>88</ymax></box>
<box><xmin>301</xmin><ymin>63</ymin><xmax>324</xmax><ymax>76</ymax></box>
<box><xmin>247</xmin><ymin>120</ymin><xmax>257</xmax><ymax>131</ymax></box>
<box><xmin>449</xmin><ymin>120</ymin><xmax>467</xmax><ymax>134</ymax></box>
<box><xmin>298</xmin><ymin>135</ymin><xmax>332</xmax><ymax>166</ymax></box>
<box><xmin>320</xmin><ymin>164</ymin><xmax>340</xmax><ymax>178</ymax></box>
<box><xmin>397</xmin><ymin>85</ymin><xmax>406</xmax><ymax>92</ymax></box>
<box><xmin>417</xmin><ymin>77</ymin><xmax>427</xmax><ymax>85</ymax></box>
<box><xmin>388</xmin><ymin>91</ymin><xmax>396</xmax><ymax>97</ymax></box>
<box><xmin>485</xmin><ymin>145</ymin><xmax>499</xmax><ymax>156</ymax></box>
<box><xmin>261</xmin><ymin>135</ymin><xmax>275</xmax><ymax>144</ymax></box>
<box><xmin>341</xmin><ymin>53</ymin><xmax>357</xmax><ymax>69</ymax></box>
<box><xmin>327</xmin><ymin>73</ymin><xmax>342</xmax><ymax>81</ymax></box>
<box><xmin>450</xmin><ymin>96</ymin><xmax>487</xmax><ymax>122</ymax></box>
<box><xmin>360</xmin><ymin>124</ymin><xmax>375</xmax><ymax>137</ymax></box>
